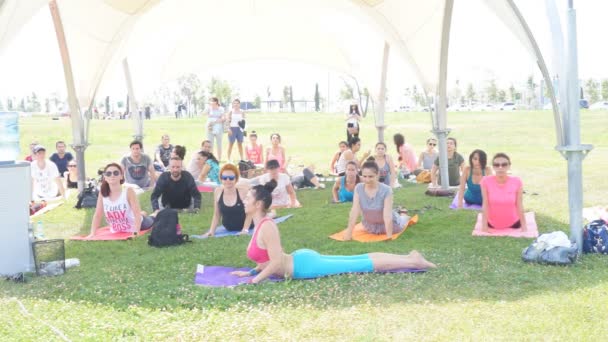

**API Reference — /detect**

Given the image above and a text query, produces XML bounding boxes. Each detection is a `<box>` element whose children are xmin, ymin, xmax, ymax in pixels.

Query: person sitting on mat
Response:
<box><xmin>456</xmin><ymin>149</ymin><xmax>492</xmax><ymax>208</ymax></box>
<box><xmin>252</xmin><ymin>159</ymin><xmax>300</xmax><ymax>209</ymax></box>
<box><xmin>417</xmin><ymin>137</ymin><xmax>438</xmax><ymax>171</ymax></box>
<box><xmin>480</xmin><ymin>153</ymin><xmax>527</xmax><ymax>232</ymax></box>
<box><xmin>332</xmin><ymin>161</ymin><xmax>360</xmax><ymax>203</ymax></box>
<box><xmin>430</xmin><ymin>137</ymin><xmax>464</xmax><ymax>187</ymax></box>
<box><xmin>88</xmin><ymin>163</ymin><xmax>154</xmax><ymax>236</ymax></box>
<box><xmin>192</xmin><ymin>151</ymin><xmax>220</xmax><ymax>185</ymax></box>
<box><xmin>335</xmin><ymin>137</ymin><xmax>371</xmax><ymax>176</ymax></box>
<box><xmin>393</xmin><ymin>133</ymin><xmax>417</xmax><ymax>178</ymax></box>
<box><xmin>64</xmin><ymin>160</ymin><xmax>79</xmax><ymax>189</ymax></box>
<box><xmin>150</xmin><ymin>157</ymin><xmax>201</xmax><ymax>214</ymax></box>
<box><xmin>230</xmin><ymin>180</ymin><xmax>435</xmax><ymax>283</ymax></box>
<box><xmin>266</xmin><ymin>133</ymin><xmax>287</xmax><ymax>173</ymax></box>
<box><xmin>343</xmin><ymin>161</ymin><xmax>410</xmax><ymax>240</ymax></box>
<box><xmin>202</xmin><ymin>164</ymin><xmax>253</xmax><ymax>237</ymax></box>
<box><xmin>121</xmin><ymin>140</ymin><xmax>157</xmax><ymax>189</ymax></box>
<box><xmin>245</xmin><ymin>131</ymin><xmax>264</xmax><ymax>165</ymax></box>
<box><xmin>329</xmin><ymin>141</ymin><xmax>348</xmax><ymax>175</ymax></box>
<box><xmin>372</xmin><ymin>142</ymin><xmax>398</xmax><ymax>188</ymax></box>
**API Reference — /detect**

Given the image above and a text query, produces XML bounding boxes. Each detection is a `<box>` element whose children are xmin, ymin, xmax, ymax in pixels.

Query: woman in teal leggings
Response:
<box><xmin>230</xmin><ymin>180</ymin><xmax>436</xmax><ymax>283</ymax></box>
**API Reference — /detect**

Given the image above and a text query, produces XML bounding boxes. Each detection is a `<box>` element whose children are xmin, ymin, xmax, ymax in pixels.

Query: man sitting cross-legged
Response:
<box><xmin>150</xmin><ymin>157</ymin><xmax>201</xmax><ymax>214</ymax></box>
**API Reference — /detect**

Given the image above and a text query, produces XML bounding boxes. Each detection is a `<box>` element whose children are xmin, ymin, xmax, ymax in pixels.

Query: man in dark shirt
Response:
<box><xmin>151</xmin><ymin>157</ymin><xmax>201</xmax><ymax>213</ymax></box>
<box><xmin>49</xmin><ymin>141</ymin><xmax>74</xmax><ymax>176</ymax></box>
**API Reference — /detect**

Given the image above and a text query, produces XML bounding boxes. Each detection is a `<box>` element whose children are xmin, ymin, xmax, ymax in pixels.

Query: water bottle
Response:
<box><xmin>36</xmin><ymin>221</ymin><xmax>45</xmax><ymax>240</ymax></box>
<box><xmin>65</xmin><ymin>258</ymin><xmax>80</xmax><ymax>269</ymax></box>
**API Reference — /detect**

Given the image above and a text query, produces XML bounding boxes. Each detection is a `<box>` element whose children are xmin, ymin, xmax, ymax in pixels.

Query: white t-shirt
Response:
<box><xmin>258</xmin><ymin>173</ymin><xmax>291</xmax><ymax>207</ymax></box>
<box><xmin>229</xmin><ymin>110</ymin><xmax>244</xmax><ymax>127</ymax></box>
<box><xmin>31</xmin><ymin>161</ymin><xmax>60</xmax><ymax>199</ymax></box>
<box><xmin>205</xmin><ymin>107</ymin><xmax>225</xmax><ymax>123</ymax></box>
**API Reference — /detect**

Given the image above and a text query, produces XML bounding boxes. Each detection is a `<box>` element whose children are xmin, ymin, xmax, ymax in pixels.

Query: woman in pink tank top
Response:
<box><xmin>266</xmin><ymin>133</ymin><xmax>287</xmax><ymax>173</ymax></box>
<box><xmin>245</xmin><ymin>131</ymin><xmax>263</xmax><ymax>164</ymax></box>
<box><xmin>480</xmin><ymin>153</ymin><xmax>527</xmax><ymax>231</ymax></box>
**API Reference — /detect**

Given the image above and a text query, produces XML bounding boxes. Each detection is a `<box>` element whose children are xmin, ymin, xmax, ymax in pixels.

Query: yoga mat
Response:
<box><xmin>472</xmin><ymin>212</ymin><xmax>538</xmax><ymax>238</ymax></box>
<box><xmin>30</xmin><ymin>202</ymin><xmax>64</xmax><ymax>218</ymax></box>
<box><xmin>194</xmin><ymin>264</ymin><xmax>426</xmax><ymax>287</ymax></box>
<box><xmin>329</xmin><ymin>215</ymin><xmax>418</xmax><ymax>242</ymax></box>
<box><xmin>449</xmin><ymin>193</ymin><xmax>482</xmax><ymax>210</ymax></box>
<box><xmin>70</xmin><ymin>226</ymin><xmax>151</xmax><ymax>241</ymax></box>
<box><xmin>191</xmin><ymin>214</ymin><xmax>294</xmax><ymax>239</ymax></box>
<box><xmin>197</xmin><ymin>185</ymin><xmax>214</xmax><ymax>193</ymax></box>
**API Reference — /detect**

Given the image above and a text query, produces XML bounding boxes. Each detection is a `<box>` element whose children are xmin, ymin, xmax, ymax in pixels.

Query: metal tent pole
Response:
<box><xmin>123</xmin><ymin>58</ymin><xmax>144</xmax><ymax>144</ymax></box>
<box><xmin>49</xmin><ymin>0</ymin><xmax>87</xmax><ymax>192</ymax></box>
<box><xmin>376</xmin><ymin>42</ymin><xmax>390</xmax><ymax>143</ymax></box>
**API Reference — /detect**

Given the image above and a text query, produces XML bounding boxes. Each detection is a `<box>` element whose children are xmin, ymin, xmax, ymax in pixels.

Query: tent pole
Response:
<box><xmin>49</xmin><ymin>0</ymin><xmax>86</xmax><ymax>192</ymax></box>
<box><xmin>376</xmin><ymin>41</ymin><xmax>389</xmax><ymax>143</ymax></box>
<box><xmin>556</xmin><ymin>2</ymin><xmax>592</xmax><ymax>252</ymax></box>
<box><xmin>123</xmin><ymin>58</ymin><xmax>143</xmax><ymax>144</ymax></box>
<box><xmin>434</xmin><ymin>0</ymin><xmax>454</xmax><ymax>190</ymax></box>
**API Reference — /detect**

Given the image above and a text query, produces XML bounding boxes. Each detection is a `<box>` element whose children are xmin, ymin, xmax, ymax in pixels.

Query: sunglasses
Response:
<box><xmin>493</xmin><ymin>162</ymin><xmax>509</xmax><ymax>168</ymax></box>
<box><xmin>221</xmin><ymin>175</ymin><xmax>236</xmax><ymax>181</ymax></box>
<box><xmin>68</xmin><ymin>164</ymin><xmax>77</xmax><ymax>167</ymax></box>
<box><xmin>104</xmin><ymin>170</ymin><xmax>121</xmax><ymax>177</ymax></box>
<box><xmin>428</xmin><ymin>143</ymin><xmax>437</xmax><ymax>146</ymax></box>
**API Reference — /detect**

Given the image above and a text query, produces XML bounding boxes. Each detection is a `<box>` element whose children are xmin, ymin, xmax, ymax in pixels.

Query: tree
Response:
<box><xmin>105</xmin><ymin>96</ymin><xmax>110</xmax><ymax>115</ymax></box>
<box><xmin>601</xmin><ymin>79</ymin><xmax>608</xmax><ymax>100</ymax></box>
<box><xmin>465</xmin><ymin>83</ymin><xmax>476</xmax><ymax>104</ymax></box>
<box><xmin>485</xmin><ymin>79</ymin><xmax>498</xmax><ymax>103</ymax></box>
<box><xmin>7</xmin><ymin>98</ymin><xmax>14</xmax><ymax>110</ymax></box>
<box><xmin>30</xmin><ymin>92</ymin><xmax>41</xmax><ymax>112</ymax></box>
<box><xmin>282</xmin><ymin>86</ymin><xmax>295</xmax><ymax>113</ymax></box>
<box><xmin>44</xmin><ymin>98</ymin><xmax>50</xmax><ymax>112</ymax></box>
<box><xmin>19</xmin><ymin>98</ymin><xmax>26</xmax><ymax>112</ymax></box>
<box><xmin>0</xmin><ymin>98</ymin><xmax>4</xmax><ymax>111</ymax></box>
<box><xmin>585</xmin><ymin>78</ymin><xmax>600</xmax><ymax>103</ymax></box>
<box><xmin>497</xmin><ymin>89</ymin><xmax>507</xmax><ymax>103</ymax></box>
<box><xmin>509</xmin><ymin>84</ymin><xmax>516</xmax><ymax>102</ymax></box>
<box><xmin>207</xmin><ymin>77</ymin><xmax>232</xmax><ymax>107</ymax></box>
<box><xmin>178</xmin><ymin>73</ymin><xmax>204</xmax><ymax>117</ymax></box>
<box><xmin>314</xmin><ymin>83</ymin><xmax>320</xmax><ymax>112</ymax></box>
<box><xmin>340</xmin><ymin>82</ymin><xmax>354</xmax><ymax>101</ymax></box>
<box><xmin>253</xmin><ymin>95</ymin><xmax>261</xmax><ymax>109</ymax></box>
<box><xmin>526</xmin><ymin>75</ymin><xmax>538</xmax><ymax>107</ymax></box>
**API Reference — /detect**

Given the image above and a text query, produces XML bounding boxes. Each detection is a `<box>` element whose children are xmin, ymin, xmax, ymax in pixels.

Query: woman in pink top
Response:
<box><xmin>393</xmin><ymin>133</ymin><xmax>417</xmax><ymax>176</ymax></box>
<box><xmin>266</xmin><ymin>133</ymin><xmax>287</xmax><ymax>173</ymax></box>
<box><xmin>245</xmin><ymin>131</ymin><xmax>263</xmax><ymax>164</ymax></box>
<box><xmin>480</xmin><ymin>153</ymin><xmax>527</xmax><ymax>232</ymax></box>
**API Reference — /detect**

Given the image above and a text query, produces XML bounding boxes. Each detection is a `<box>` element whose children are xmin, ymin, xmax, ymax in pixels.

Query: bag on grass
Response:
<box><xmin>75</xmin><ymin>183</ymin><xmax>99</xmax><ymax>209</ymax></box>
<box><xmin>582</xmin><ymin>219</ymin><xmax>608</xmax><ymax>254</ymax></box>
<box><xmin>148</xmin><ymin>208</ymin><xmax>189</xmax><ymax>247</ymax></box>
<box><xmin>416</xmin><ymin>170</ymin><xmax>431</xmax><ymax>183</ymax></box>
<box><xmin>238</xmin><ymin>160</ymin><xmax>256</xmax><ymax>178</ymax></box>
<box><xmin>522</xmin><ymin>231</ymin><xmax>578</xmax><ymax>265</ymax></box>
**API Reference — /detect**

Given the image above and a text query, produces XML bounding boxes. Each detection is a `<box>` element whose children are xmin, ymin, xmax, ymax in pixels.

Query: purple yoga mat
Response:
<box><xmin>449</xmin><ymin>193</ymin><xmax>482</xmax><ymax>210</ymax></box>
<box><xmin>194</xmin><ymin>265</ymin><xmax>426</xmax><ymax>288</ymax></box>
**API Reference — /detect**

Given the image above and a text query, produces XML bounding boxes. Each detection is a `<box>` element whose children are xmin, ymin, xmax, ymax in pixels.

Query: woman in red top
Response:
<box><xmin>480</xmin><ymin>153</ymin><xmax>527</xmax><ymax>232</ymax></box>
<box><xmin>245</xmin><ymin>131</ymin><xmax>263</xmax><ymax>164</ymax></box>
<box><xmin>230</xmin><ymin>180</ymin><xmax>435</xmax><ymax>283</ymax></box>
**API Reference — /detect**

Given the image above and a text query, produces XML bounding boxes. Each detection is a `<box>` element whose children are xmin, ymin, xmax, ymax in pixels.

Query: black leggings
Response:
<box><xmin>489</xmin><ymin>220</ymin><xmax>521</xmax><ymax>229</ymax></box>
<box><xmin>291</xmin><ymin>168</ymin><xmax>316</xmax><ymax>188</ymax></box>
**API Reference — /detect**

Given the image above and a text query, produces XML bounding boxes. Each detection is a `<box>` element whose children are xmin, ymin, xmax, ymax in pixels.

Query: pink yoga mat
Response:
<box><xmin>197</xmin><ymin>185</ymin><xmax>214</xmax><ymax>193</ymax></box>
<box><xmin>472</xmin><ymin>212</ymin><xmax>538</xmax><ymax>238</ymax></box>
<box><xmin>70</xmin><ymin>226</ymin><xmax>151</xmax><ymax>241</ymax></box>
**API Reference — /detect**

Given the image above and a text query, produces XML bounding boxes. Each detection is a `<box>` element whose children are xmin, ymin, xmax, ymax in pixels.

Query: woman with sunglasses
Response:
<box><xmin>344</xmin><ymin>161</ymin><xmax>410</xmax><ymax>240</ymax></box>
<box><xmin>203</xmin><ymin>164</ymin><xmax>253</xmax><ymax>237</ymax></box>
<box><xmin>230</xmin><ymin>179</ymin><xmax>435</xmax><ymax>283</ymax></box>
<box><xmin>480</xmin><ymin>153</ymin><xmax>527</xmax><ymax>232</ymax></box>
<box><xmin>393</xmin><ymin>133</ymin><xmax>417</xmax><ymax>178</ymax></box>
<box><xmin>457</xmin><ymin>150</ymin><xmax>492</xmax><ymax>208</ymax></box>
<box><xmin>88</xmin><ymin>163</ymin><xmax>153</xmax><ymax>237</ymax></box>
<box><xmin>418</xmin><ymin>138</ymin><xmax>438</xmax><ymax>170</ymax></box>
<box><xmin>64</xmin><ymin>161</ymin><xmax>79</xmax><ymax>189</ymax></box>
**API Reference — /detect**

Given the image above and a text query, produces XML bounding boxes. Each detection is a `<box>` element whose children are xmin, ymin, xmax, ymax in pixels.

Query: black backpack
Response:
<box><xmin>148</xmin><ymin>208</ymin><xmax>189</xmax><ymax>247</ymax></box>
<box><xmin>238</xmin><ymin>160</ymin><xmax>256</xmax><ymax>178</ymax></box>
<box><xmin>75</xmin><ymin>182</ymin><xmax>99</xmax><ymax>209</ymax></box>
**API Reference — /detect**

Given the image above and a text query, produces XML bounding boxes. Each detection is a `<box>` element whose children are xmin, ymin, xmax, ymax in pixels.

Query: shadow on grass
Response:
<box><xmin>2</xmin><ymin>184</ymin><xmax>606</xmax><ymax>312</ymax></box>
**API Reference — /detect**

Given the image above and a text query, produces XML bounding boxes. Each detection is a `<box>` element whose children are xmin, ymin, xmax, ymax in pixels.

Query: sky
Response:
<box><xmin>0</xmin><ymin>0</ymin><xmax>606</xmax><ymax>107</ymax></box>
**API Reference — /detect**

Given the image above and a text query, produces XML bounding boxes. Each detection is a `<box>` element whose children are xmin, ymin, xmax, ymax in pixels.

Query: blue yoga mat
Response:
<box><xmin>191</xmin><ymin>214</ymin><xmax>293</xmax><ymax>239</ymax></box>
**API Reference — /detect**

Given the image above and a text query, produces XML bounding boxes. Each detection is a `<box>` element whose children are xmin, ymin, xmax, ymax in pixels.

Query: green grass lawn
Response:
<box><xmin>2</xmin><ymin>110</ymin><xmax>608</xmax><ymax>341</ymax></box>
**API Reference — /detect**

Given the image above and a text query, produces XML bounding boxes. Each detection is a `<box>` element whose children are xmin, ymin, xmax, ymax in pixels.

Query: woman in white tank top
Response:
<box><xmin>227</xmin><ymin>99</ymin><xmax>246</xmax><ymax>161</ymax></box>
<box><xmin>88</xmin><ymin>163</ymin><xmax>154</xmax><ymax>236</ymax></box>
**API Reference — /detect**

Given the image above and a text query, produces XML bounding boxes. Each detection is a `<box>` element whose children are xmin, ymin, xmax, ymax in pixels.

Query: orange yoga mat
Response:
<box><xmin>329</xmin><ymin>215</ymin><xmax>418</xmax><ymax>242</ymax></box>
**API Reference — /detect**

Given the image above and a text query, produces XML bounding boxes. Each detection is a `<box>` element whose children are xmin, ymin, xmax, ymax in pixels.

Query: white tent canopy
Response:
<box><xmin>0</xmin><ymin>0</ymin><xmax>589</xmax><ymax>249</ymax></box>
